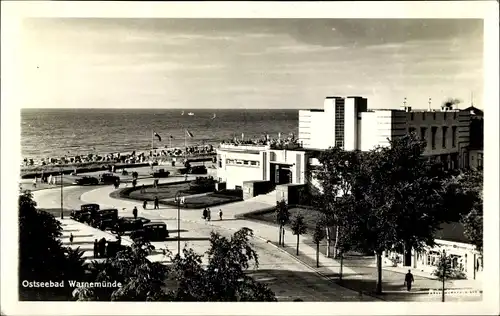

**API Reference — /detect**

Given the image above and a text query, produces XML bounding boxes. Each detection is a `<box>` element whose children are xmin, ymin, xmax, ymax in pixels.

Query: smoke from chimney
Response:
<box><xmin>442</xmin><ymin>98</ymin><xmax>461</xmax><ymax>110</ymax></box>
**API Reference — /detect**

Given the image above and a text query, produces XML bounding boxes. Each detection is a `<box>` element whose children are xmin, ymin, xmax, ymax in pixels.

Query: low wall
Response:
<box><xmin>242</xmin><ymin>180</ymin><xmax>273</xmax><ymax>200</ymax></box>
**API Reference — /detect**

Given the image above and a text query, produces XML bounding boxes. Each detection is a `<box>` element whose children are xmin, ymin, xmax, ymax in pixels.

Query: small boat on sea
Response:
<box><xmin>188</xmin><ymin>112</ymin><xmax>194</xmax><ymax>116</ymax></box>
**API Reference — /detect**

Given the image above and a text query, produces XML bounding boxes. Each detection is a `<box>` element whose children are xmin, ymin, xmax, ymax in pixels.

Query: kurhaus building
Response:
<box><xmin>217</xmin><ymin>95</ymin><xmax>479</xmax><ymax>190</ymax></box>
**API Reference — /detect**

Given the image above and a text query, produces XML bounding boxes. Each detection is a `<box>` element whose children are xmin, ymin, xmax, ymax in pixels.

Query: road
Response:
<box><xmin>31</xmin><ymin>178</ymin><xmax>376</xmax><ymax>302</ymax></box>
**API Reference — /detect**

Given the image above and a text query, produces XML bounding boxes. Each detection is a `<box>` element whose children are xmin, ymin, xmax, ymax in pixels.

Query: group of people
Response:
<box><xmin>93</xmin><ymin>237</ymin><xmax>110</xmax><ymax>258</ymax></box>
<box><xmin>141</xmin><ymin>196</ymin><xmax>160</xmax><ymax>210</ymax></box>
<box><xmin>202</xmin><ymin>208</ymin><xmax>223</xmax><ymax>221</ymax></box>
<box><xmin>220</xmin><ymin>133</ymin><xmax>301</xmax><ymax>150</ymax></box>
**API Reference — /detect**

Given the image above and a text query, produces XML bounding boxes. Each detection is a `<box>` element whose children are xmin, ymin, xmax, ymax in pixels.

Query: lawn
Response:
<box><xmin>126</xmin><ymin>182</ymin><xmax>207</xmax><ymax>201</ymax></box>
<box><xmin>162</xmin><ymin>192</ymin><xmax>242</xmax><ymax>209</ymax></box>
<box><xmin>239</xmin><ymin>207</ymin><xmax>324</xmax><ymax>231</ymax></box>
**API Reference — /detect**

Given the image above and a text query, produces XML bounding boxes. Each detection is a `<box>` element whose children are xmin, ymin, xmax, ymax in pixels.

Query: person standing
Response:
<box><xmin>93</xmin><ymin>239</ymin><xmax>99</xmax><ymax>258</ymax></box>
<box><xmin>203</xmin><ymin>208</ymin><xmax>207</xmax><ymax>221</ymax></box>
<box><xmin>33</xmin><ymin>177</ymin><xmax>37</xmax><ymax>188</ymax></box>
<box><xmin>140</xmin><ymin>184</ymin><xmax>145</xmax><ymax>194</ymax></box>
<box><xmin>404</xmin><ymin>270</ymin><xmax>414</xmax><ymax>291</ymax></box>
<box><xmin>207</xmin><ymin>208</ymin><xmax>211</xmax><ymax>221</ymax></box>
<box><xmin>69</xmin><ymin>233</ymin><xmax>74</xmax><ymax>244</ymax></box>
<box><xmin>154</xmin><ymin>196</ymin><xmax>159</xmax><ymax>209</ymax></box>
<box><xmin>143</xmin><ymin>200</ymin><xmax>147</xmax><ymax>210</ymax></box>
<box><xmin>219</xmin><ymin>209</ymin><xmax>223</xmax><ymax>221</ymax></box>
<box><xmin>133</xmin><ymin>206</ymin><xmax>138</xmax><ymax>219</ymax></box>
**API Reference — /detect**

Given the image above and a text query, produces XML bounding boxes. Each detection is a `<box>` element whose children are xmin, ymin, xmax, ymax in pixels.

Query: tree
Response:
<box><xmin>313</xmin><ymin>147</ymin><xmax>363</xmax><ymax>258</ymax></box>
<box><xmin>18</xmin><ymin>192</ymin><xmax>85</xmax><ymax>300</ymax></box>
<box><xmin>457</xmin><ymin>170</ymin><xmax>483</xmax><ymax>253</ymax></box>
<box><xmin>433</xmin><ymin>251</ymin><xmax>453</xmax><ymax>302</ymax></box>
<box><xmin>315</xmin><ymin>135</ymin><xmax>457</xmax><ymax>295</ymax></box>
<box><xmin>312</xmin><ymin>222</ymin><xmax>325</xmax><ymax>267</ymax></box>
<box><xmin>275</xmin><ymin>200</ymin><xmax>290</xmax><ymax>247</ymax></box>
<box><xmin>290</xmin><ymin>214</ymin><xmax>307</xmax><ymax>256</ymax></box>
<box><xmin>74</xmin><ymin>238</ymin><xmax>169</xmax><ymax>301</ymax></box>
<box><xmin>169</xmin><ymin>227</ymin><xmax>276</xmax><ymax>301</ymax></box>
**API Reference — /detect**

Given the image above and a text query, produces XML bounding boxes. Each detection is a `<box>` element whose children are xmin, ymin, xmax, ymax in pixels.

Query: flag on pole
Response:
<box><xmin>153</xmin><ymin>131</ymin><xmax>162</xmax><ymax>141</ymax></box>
<box><xmin>185</xmin><ymin>130</ymin><xmax>194</xmax><ymax>138</ymax></box>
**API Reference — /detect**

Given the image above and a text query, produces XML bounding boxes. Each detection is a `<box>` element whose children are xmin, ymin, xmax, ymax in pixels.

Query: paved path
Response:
<box><xmin>32</xmin><ymin>179</ymin><xmax>375</xmax><ymax>302</ymax></box>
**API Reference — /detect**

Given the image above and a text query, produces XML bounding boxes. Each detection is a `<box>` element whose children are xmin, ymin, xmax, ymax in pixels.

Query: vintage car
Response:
<box><xmin>70</xmin><ymin>203</ymin><xmax>100</xmax><ymax>222</ymax></box>
<box><xmin>89</xmin><ymin>209</ymin><xmax>119</xmax><ymax>229</ymax></box>
<box><xmin>99</xmin><ymin>173</ymin><xmax>120</xmax><ymax>185</ymax></box>
<box><xmin>74</xmin><ymin>176</ymin><xmax>99</xmax><ymax>186</ymax></box>
<box><xmin>110</xmin><ymin>217</ymin><xmax>151</xmax><ymax>235</ymax></box>
<box><xmin>130</xmin><ymin>222</ymin><xmax>169</xmax><ymax>241</ymax></box>
<box><xmin>151</xmin><ymin>168</ymin><xmax>170</xmax><ymax>178</ymax></box>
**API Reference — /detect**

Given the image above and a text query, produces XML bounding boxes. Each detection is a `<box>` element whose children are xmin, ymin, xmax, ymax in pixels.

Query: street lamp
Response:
<box><xmin>174</xmin><ymin>190</ymin><xmax>184</xmax><ymax>256</ymax></box>
<box><xmin>60</xmin><ymin>167</ymin><xmax>64</xmax><ymax>219</ymax></box>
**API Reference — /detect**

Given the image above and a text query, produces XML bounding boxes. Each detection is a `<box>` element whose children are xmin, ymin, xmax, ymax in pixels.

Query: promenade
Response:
<box><xmin>31</xmin><ymin>175</ymin><xmax>482</xmax><ymax>302</ymax></box>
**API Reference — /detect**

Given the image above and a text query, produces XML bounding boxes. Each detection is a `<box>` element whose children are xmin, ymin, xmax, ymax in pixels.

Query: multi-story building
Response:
<box><xmin>299</xmin><ymin>96</ymin><xmax>472</xmax><ymax>169</ymax></box>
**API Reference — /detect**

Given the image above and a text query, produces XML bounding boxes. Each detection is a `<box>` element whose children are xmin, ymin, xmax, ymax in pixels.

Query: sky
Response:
<box><xmin>19</xmin><ymin>18</ymin><xmax>484</xmax><ymax>110</ymax></box>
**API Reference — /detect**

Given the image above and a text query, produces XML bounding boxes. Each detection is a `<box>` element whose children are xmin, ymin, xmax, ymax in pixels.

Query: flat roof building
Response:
<box><xmin>299</xmin><ymin>96</ymin><xmax>473</xmax><ymax>169</ymax></box>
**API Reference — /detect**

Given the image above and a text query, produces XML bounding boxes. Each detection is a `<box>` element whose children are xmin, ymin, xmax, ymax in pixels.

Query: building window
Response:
<box><xmin>433</xmin><ymin>112</ymin><xmax>437</xmax><ymax>120</ymax></box>
<box><xmin>422</xmin><ymin>112</ymin><xmax>426</xmax><ymax>120</ymax></box>
<box><xmin>431</xmin><ymin>126</ymin><xmax>438</xmax><ymax>149</ymax></box>
<box><xmin>454</xmin><ymin>112</ymin><xmax>457</xmax><ymax>119</ymax></box>
<box><xmin>452</xmin><ymin>126</ymin><xmax>457</xmax><ymax>147</ymax></box>
<box><xmin>444</xmin><ymin>112</ymin><xmax>447</xmax><ymax>120</ymax></box>
<box><xmin>243</xmin><ymin>160</ymin><xmax>249</xmax><ymax>165</ymax></box>
<box><xmin>442</xmin><ymin>126</ymin><xmax>448</xmax><ymax>148</ymax></box>
<box><xmin>420</xmin><ymin>127</ymin><xmax>427</xmax><ymax>141</ymax></box>
<box><xmin>410</xmin><ymin>113</ymin><xmax>414</xmax><ymax>120</ymax></box>
<box><xmin>334</xmin><ymin>99</ymin><xmax>345</xmax><ymax>149</ymax></box>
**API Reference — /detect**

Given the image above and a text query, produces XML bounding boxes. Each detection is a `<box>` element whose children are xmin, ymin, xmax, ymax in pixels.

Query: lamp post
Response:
<box><xmin>174</xmin><ymin>191</ymin><xmax>184</xmax><ymax>256</ymax></box>
<box><xmin>60</xmin><ymin>167</ymin><xmax>64</xmax><ymax>219</ymax></box>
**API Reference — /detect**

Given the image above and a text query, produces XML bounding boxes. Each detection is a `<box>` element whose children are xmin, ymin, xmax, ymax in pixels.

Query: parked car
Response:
<box><xmin>71</xmin><ymin>203</ymin><xmax>100</xmax><ymax>222</ymax></box>
<box><xmin>89</xmin><ymin>208</ymin><xmax>119</xmax><ymax>229</ymax></box>
<box><xmin>151</xmin><ymin>168</ymin><xmax>170</xmax><ymax>178</ymax></box>
<box><xmin>111</xmin><ymin>217</ymin><xmax>151</xmax><ymax>235</ymax></box>
<box><xmin>189</xmin><ymin>165</ymin><xmax>207</xmax><ymax>174</ymax></box>
<box><xmin>130</xmin><ymin>222</ymin><xmax>169</xmax><ymax>241</ymax></box>
<box><xmin>106</xmin><ymin>239</ymin><xmax>127</xmax><ymax>257</ymax></box>
<box><xmin>99</xmin><ymin>173</ymin><xmax>120</xmax><ymax>184</ymax></box>
<box><xmin>74</xmin><ymin>176</ymin><xmax>99</xmax><ymax>186</ymax></box>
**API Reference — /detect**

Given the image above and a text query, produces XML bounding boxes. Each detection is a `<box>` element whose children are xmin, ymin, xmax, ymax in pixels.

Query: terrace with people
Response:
<box><xmin>219</xmin><ymin>134</ymin><xmax>302</xmax><ymax>151</ymax></box>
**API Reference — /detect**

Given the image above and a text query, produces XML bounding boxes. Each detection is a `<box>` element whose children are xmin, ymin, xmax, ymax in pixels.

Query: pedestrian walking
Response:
<box><xmin>143</xmin><ymin>200</ymin><xmax>147</xmax><ymax>210</ymax></box>
<box><xmin>93</xmin><ymin>239</ymin><xmax>99</xmax><ymax>258</ymax></box>
<box><xmin>404</xmin><ymin>269</ymin><xmax>414</xmax><ymax>291</ymax></box>
<box><xmin>133</xmin><ymin>206</ymin><xmax>138</xmax><ymax>219</ymax></box>
<box><xmin>219</xmin><ymin>209</ymin><xmax>223</xmax><ymax>221</ymax></box>
<box><xmin>154</xmin><ymin>196</ymin><xmax>159</xmax><ymax>209</ymax></box>
<box><xmin>207</xmin><ymin>208</ymin><xmax>211</xmax><ymax>221</ymax></box>
<box><xmin>69</xmin><ymin>233</ymin><xmax>74</xmax><ymax>244</ymax></box>
<box><xmin>132</xmin><ymin>179</ymin><xmax>137</xmax><ymax>188</ymax></box>
<box><xmin>99</xmin><ymin>238</ymin><xmax>107</xmax><ymax>258</ymax></box>
<box><xmin>203</xmin><ymin>208</ymin><xmax>208</xmax><ymax>220</ymax></box>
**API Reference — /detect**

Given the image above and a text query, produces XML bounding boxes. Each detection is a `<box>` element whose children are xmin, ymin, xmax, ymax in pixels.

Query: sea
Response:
<box><xmin>21</xmin><ymin>109</ymin><xmax>299</xmax><ymax>159</ymax></box>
